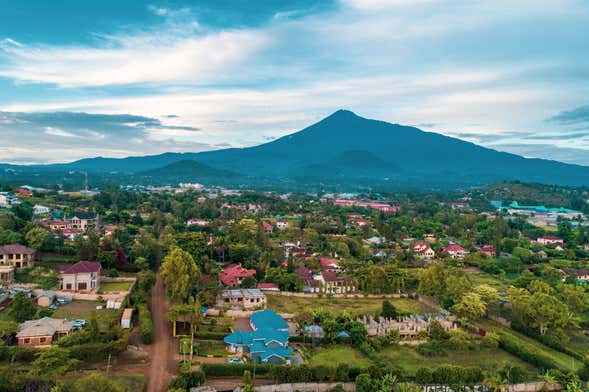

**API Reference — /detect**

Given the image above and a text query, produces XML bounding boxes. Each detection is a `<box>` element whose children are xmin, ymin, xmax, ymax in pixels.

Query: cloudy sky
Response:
<box><xmin>0</xmin><ymin>0</ymin><xmax>588</xmax><ymax>165</ymax></box>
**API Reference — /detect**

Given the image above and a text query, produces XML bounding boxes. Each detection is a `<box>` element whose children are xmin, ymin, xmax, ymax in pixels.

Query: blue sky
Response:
<box><xmin>0</xmin><ymin>0</ymin><xmax>588</xmax><ymax>164</ymax></box>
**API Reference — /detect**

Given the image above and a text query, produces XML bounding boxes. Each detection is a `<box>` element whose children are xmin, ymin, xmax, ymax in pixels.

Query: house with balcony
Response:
<box><xmin>0</xmin><ymin>244</ymin><xmax>36</xmax><ymax>269</ymax></box>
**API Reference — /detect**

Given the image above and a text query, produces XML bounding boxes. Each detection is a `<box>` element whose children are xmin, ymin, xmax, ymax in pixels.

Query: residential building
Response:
<box><xmin>442</xmin><ymin>244</ymin><xmax>469</xmax><ymax>259</ymax></box>
<box><xmin>412</xmin><ymin>242</ymin><xmax>435</xmax><ymax>259</ymax></box>
<box><xmin>537</xmin><ymin>236</ymin><xmax>565</xmax><ymax>247</ymax></box>
<box><xmin>319</xmin><ymin>257</ymin><xmax>340</xmax><ymax>272</ymax></box>
<box><xmin>0</xmin><ymin>265</ymin><xmax>14</xmax><ymax>284</ymax></box>
<box><xmin>33</xmin><ymin>205</ymin><xmax>51</xmax><ymax>215</ymax></box>
<box><xmin>573</xmin><ymin>269</ymin><xmax>589</xmax><ymax>283</ymax></box>
<box><xmin>16</xmin><ymin>317</ymin><xmax>75</xmax><ymax>347</ymax></box>
<box><xmin>224</xmin><ymin>310</ymin><xmax>292</xmax><ymax>364</ymax></box>
<box><xmin>187</xmin><ymin>218</ymin><xmax>209</xmax><ymax>227</ymax></box>
<box><xmin>64</xmin><ymin>212</ymin><xmax>99</xmax><ymax>231</ymax></box>
<box><xmin>0</xmin><ymin>192</ymin><xmax>19</xmax><ymax>208</ymax></box>
<box><xmin>57</xmin><ymin>261</ymin><xmax>101</xmax><ymax>293</ymax></box>
<box><xmin>220</xmin><ymin>264</ymin><xmax>256</xmax><ymax>286</ymax></box>
<box><xmin>478</xmin><ymin>245</ymin><xmax>496</xmax><ymax>258</ymax></box>
<box><xmin>0</xmin><ymin>244</ymin><xmax>36</xmax><ymax>268</ymax></box>
<box><xmin>217</xmin><ymin>289</ymin><xmax>267</xmax><ymax>310</ymax></box>
<box><xmin>261</xmin><ymin>221</ymin><xmax>274</xmax><ymax>234</ymax></box>
<box><xmin>276</xmin><ymin>219</ymin><xmax>289</xmax><ymax>230</ymax></box>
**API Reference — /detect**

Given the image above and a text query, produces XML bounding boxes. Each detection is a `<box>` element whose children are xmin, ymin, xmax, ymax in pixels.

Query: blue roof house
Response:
<box><xmin>224</xmin><ymin>310</ymin><xmax>292</xmax><ymax>365</ymax></box>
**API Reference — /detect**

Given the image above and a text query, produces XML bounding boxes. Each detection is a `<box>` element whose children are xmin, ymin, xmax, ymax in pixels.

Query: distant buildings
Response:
<box><xmin>333</xmin><ymin>199</ymin><xmax>400</xmax><ymax>214</ymax></box>
<box><xmin>33</xmin><ymin>205</ymin><xmax>51</xmax><ymax>215</ymax></box>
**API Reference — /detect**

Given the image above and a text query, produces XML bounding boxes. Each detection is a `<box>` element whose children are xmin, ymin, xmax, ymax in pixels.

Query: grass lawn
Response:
<box><xmin>476</xmin><ymin>320</ymin><xmax>579</xmax><ymax>371</ymax></box>
<box><xmin>309</xmin><ymin>345</ymin><xmax>373</xmax><ymax>369</ymax></box>
<box><xmin>380</xmin><ymin>345</ymin><xmax>535</xmax><ymax>376</ymax></box>
<box><xmin>53</xmin><ymin>300</ymin><xmax>121</xmax><ymax>329</ymax></box>
<box><xmin>99</xmin><ymin>281</ymin><xmax>133</xmax><ymax>293</ymax></box>
<box><xmin>267</xmin><ymin>296</ymin><xmax>425</xmax><ymax>317</ymax></box>
<box><xmin>196</xmin><ymin>340</ymin><xmax>230</xmax><ymax>357</ymax></box>
<box><xmin>468</xmin><ymin>272</ymin><xmax>512</xmax><ymax>293</ymax></box>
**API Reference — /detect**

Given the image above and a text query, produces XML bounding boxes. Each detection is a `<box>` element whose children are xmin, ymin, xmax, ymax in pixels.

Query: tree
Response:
<box><xmin>451</xmin><ymin>292</ymin><xmax>486</xmax><ymax>320</ymax></box>
<box><xmin>25</xmin><ymin>227</ymin><xmax>50</xmax><ymax>251</ymax></box>
<box><xmin>243</xmin><ymin>370</ymin><xmax>255</xmax><ymax>392</ymax></box>
<box><xmin>381</xmin><ymin>300</ymin><xmax>398</xmax><ymax>319</ymax></box>
<box><xmin>30</xmin><ymin>347</ymin><xmax>78</xmax><ymax>376</ymax></box>
<box><xmin>9</xmin><ymin>291</ymin><xmax>36</xmax><ymax>322</ymax></box>
<box><xmin>161</xmin><ymin>247</ymin><xmax>201</xmax><ymax>302</ymax></box>
<box><xmin>473</xmin><ymin>284</ymin><xmax>499</xmax><ymax>314</ymax></box>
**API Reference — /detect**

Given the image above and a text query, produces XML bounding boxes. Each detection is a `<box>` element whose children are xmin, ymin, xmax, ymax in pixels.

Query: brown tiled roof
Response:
<box><xmin>0</xmin><ymin>244</ymin><xmax>36</xmax><ymax>255</ymax></box>
<box><xmin>57</xmin><ymin>260</ymin><xmax>101</xmax><ymax>274</ymax></box>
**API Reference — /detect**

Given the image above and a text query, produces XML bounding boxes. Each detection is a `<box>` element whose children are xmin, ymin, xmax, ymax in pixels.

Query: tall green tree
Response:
<box><xmin>161</xmin><ymin>247</ymin><xmax>201</xmax><ymax>302</ymax></box>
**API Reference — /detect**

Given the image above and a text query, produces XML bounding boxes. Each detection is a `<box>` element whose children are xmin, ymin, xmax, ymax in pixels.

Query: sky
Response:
<box><xmin>0</xmin><ymin>0</ymin><xmax>588</xmax><ymax>165</ymax></box>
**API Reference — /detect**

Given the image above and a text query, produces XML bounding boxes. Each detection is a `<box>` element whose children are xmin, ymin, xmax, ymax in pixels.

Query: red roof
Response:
<box><xmin>261</xmin><ymin>221</ymin><xmax>273</xmax><ymax>230</ymax></box>
<box><xmin>58</xmin><ymin>261</ymin><xmax>101</xmax><ymax>274</ymax></box>
<box><xmin>0</xmin><ymin>244</ymin><xmax>36</xmax><ymax>255</ymax></box>
<box><xmin>319</xmin><ymin>257</ymin><xmax>340</xmax><ymax>270</ymax></box>
<box><xmin>295</xmin><ymin>266</ymin><xmax>313</xmax><ymax>279</ymax></box>
<box><xmin>443</xmin><ymin>244</ymin><xmax>467</xmax><ymax>253</ymax></box>
<box><xmin>220</xmin><ymin>263</ymin><xmax>256</xmax><ymax>286</ymax></box>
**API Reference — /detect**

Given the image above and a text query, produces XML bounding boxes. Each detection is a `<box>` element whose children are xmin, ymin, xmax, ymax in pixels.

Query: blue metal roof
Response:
<box><xmin>250</xmin><ymin>309</ymin><xmax>288</xmax><ymax>331</ymax></box>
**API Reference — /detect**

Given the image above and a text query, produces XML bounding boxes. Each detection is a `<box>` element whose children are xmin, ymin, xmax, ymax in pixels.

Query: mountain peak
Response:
<box><xmin>328</xmin><ymin>109</ymin><xmax>359</xmax><ymax>119</ymax></box>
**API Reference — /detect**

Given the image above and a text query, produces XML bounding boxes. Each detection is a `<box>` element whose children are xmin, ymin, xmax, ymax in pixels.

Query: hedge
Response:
<box><xmin>138</xmin><ymin>304</ymin><xmax>154</xmax><ymax>344</ymax></box>
<box><xmin>498</xmin><ymin>334</ymin><xmax>557</xmax><ymax>370</ymax></box>
<box><xmin>201</xmin><ymin>363</ymin><xmax>273</xmax><ymax>377</ymax></box>
<box><xmin>68</xmin><ymin>336</ymin><xmax>129</xmax><ymax>362</ymax></box>
<box><xmin>194</xmin><ymin>331</ymin><xmax>227</xmax><ymax>340</ymax></box>
<box><xmin>201</xmin><ymin>363</ymin><xmax>364</xmax><ymax>382</ymax></box>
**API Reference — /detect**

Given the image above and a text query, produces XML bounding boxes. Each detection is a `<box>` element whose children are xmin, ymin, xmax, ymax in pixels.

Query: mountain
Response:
<box><xmin>3</xmin><ymin>110</ymin><xmax>589</xmax><ymax>190</ymax></box>
<box><xmin>135</xmin><ymin>160</ymin><xmax>240</xmax><ymax>183</ymax></box>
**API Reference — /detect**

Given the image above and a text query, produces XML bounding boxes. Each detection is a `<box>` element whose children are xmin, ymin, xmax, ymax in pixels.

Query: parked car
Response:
<box><xmin>227</xmin><ymin>358</ymin><xmax>244</xmax><ymax>364</ymax></box>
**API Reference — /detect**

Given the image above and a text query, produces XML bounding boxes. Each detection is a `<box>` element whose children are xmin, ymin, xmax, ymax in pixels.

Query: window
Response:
<box><xmin>24</xmin><ymin>338</ymin><xmax>30</xmax><ymax>344</ymax></box>
<box><xmin>40</xmin><ymin>337</ymin><xmax>46</xmax><ymax>343</ymax></box>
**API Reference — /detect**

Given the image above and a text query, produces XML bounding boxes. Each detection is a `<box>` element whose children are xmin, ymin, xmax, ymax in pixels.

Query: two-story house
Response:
<box><xmin>0</xmin><ymin>244</ymin><xmax>36</xmax><ymax>269</ymax></box>
<box><xmin>58</xmin><ymin>261</ymin><xmax>101</xmax><ymax>293</ymax></box>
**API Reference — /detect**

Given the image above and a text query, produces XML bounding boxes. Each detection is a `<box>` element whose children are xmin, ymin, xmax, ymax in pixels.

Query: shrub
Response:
<box><xmin>416</xmin><ymin>340</ymin><xmax>447</xmax><ymax>356</ymax></box>
<box><xmin>415</xmin><ymin>367</ymin><xmax>433</xmax><ymax>385</ymax></box>
<box><xmin>168</xmin><ymin>371</ymin><xmax>205</xmax><ymax>390</ymax></box>
<box><xmin>481</xmin><ymin>332</ymin><xmax>500</xmax><ymax>348</ymax></box>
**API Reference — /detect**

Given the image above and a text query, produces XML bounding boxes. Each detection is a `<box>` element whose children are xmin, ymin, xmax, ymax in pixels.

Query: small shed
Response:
<box><xmin>121</xmin><ymin>308</ymin><xmax>133</xmax><ymax>329</ymax></box>
<box><xmin>37</xmin><ymin>291</ymin><xmax>56</xmax><ymax>308</ymax></box>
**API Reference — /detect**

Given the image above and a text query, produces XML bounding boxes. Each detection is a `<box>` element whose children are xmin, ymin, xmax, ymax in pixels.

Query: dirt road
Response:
<box><xmin>146</xmin><ymin>273</ymin><xmax>178</xmax><ymax>392</ymax></box>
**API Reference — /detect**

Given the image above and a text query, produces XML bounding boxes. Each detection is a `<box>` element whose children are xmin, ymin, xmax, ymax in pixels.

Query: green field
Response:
<box><xmin>267</xmin><ymin>295</ymin><xmax>427</xmax><ymax>316</ymax></box>
<box><xmin>53</xmin><ymin>300</ymin><xmax>121</xmax><ymax>329</ymax></box>
<box><xmin>99</xmin><ymin>281</ymin><xmax>133</xmax><ymax>293</ymax></box>
<box><xmin>381</xmin><ymin>345</ymin><xmax>535</xmax><ymax>375</ymax></box>
<box><xmin>309</xmin><ymin>345</ymin><xmax>373</xmax><ymax>368</ymax></box>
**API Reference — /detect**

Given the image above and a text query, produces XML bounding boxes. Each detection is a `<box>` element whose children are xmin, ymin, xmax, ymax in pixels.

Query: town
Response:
<box><xmin>0</xmin><ymin>181</ymin><xmax>587</xmax><ymax>392</ymax></box>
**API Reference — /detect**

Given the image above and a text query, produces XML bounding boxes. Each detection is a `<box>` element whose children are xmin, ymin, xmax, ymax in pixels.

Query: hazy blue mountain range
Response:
<box><xmin>2</xmin><ymin>110</ymin><xmax>588</xmax><ymax>190</ymax></box>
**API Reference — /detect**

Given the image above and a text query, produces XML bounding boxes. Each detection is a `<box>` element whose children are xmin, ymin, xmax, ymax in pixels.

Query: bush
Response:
<box><xmin>577</xmin><ymin>366</ymin><xmax>589</xmax><ymax>381</ymax></box>
<box><xmin>138</xmin><ymin>304</ymin><xmax>154</xmax><ymax>344</ymax></box>
<box><xmin>500</xmin><ymin>365</ymin><xmax>530</xmax><ymax>383</ymax></box>
<box><xmin>481</xmin><ymin>332</ymin><xmax>500</xmax><ymax>348</ymax></box>
<box><xmin>168</xmin><ymin>371</ymin><xmax>205</xmax><ymax>390</ymax></box>
<box><xmin>415</xmin><ymin>367</ymin><xmax>433</xmax><ymax>384</ymax></box>
<box><xmin>416</xmin><ymin>340</ymin><xmax>447</xmax><ymax>356</ymax></box>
